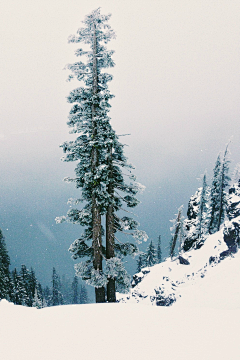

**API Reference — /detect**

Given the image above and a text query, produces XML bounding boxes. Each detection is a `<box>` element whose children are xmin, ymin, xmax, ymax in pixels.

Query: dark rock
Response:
<box><xmin>209</xmin><ymin>256</ymin><xmax>218</xmax><ymax>264</ymax></box>
<box><xmin>154</xmin><ymin>288</ymin><xmax>176</xmax><ymax>307</ymax></box>
<box><xmin>132</xmin><ymin>273</ymin><xmax>143</xmax><ymax>288</ymax></box>
<box><xmin>178</xmin><ymin>255</ymin><xmax>190</xmax><ymax>265</ymax></box>
<box><xmin>219</xmin><ymin>249</ymin><xmax>231</xmax><ymax>260</ymax></box>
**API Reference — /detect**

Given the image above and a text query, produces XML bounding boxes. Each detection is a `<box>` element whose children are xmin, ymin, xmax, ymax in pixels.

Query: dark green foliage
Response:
<box><xmin>11</xmin><ymin>268</ymin><xmax>28</xmax><ymax>305</ymax></box>
<box><xmin>208</xmin><ymin>154</ymin><xmax>222</xmax><ymax>234</ymax></box>
<box><xmin>51</xmin><ymin>267</ymin><xmax>64</xmax><ymax>306</ymax></box>
<box><xmin>136</xmin><ymin>254</ymin><xmax>144</xmax><ymax>273</ymax></box>
<box><xmin>79</xmin><ymin>284</ymin><xmax>89</xmax><ymax>304</ymax></box>
<box><xmin>0</xmin><ymin>229</ymin><xmax>11</xmax><ymax>301</ymax></box>
<box><xmin>72</xmin><ymin>276</ymin><xmax>79</xmax><ymax>304</ymax></box>
<box><xmin>144</xmin><ymin>240</ymin><xmax>157</xmax><ymax>267</ymax></box>
<box><xmin>157</xmin><ymin>236</ymin><xmax>162</xmax><ymax>263</ymax></box>
<box><xmin>208</xmin><ymin>145</ymin><xmax>231</xmax><ymax>234</ymax></box>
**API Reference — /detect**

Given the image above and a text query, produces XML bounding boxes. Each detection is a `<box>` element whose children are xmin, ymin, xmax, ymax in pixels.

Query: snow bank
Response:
<box><xmin>0</xmin><ymin>299</ymin><xmax>239</xmax><ymax>360</ymax></box>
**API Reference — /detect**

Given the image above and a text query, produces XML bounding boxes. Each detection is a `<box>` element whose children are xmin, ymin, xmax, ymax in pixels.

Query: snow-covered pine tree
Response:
<box><xmin>11</xmin><ymin>268</ymin><xmax>28</xmax><ymax>305</ymax></box>
<box><xmin>136</xmin><ymin>254</ymin><xmax>143</xmax><ymax>273</ymax></box>
<box><xmin>51</xmin><ymin>267</ymin><xmax>63</xmax><ymax>306</ymax></box>
<box><xmin>183</xmin><ymin>174</ymin><xmax>209</xmax><ymax>251</ymax></box>
<box><xmin>208</xmin><ymin>154</ymin><xmax>222</xmax><ymax>234</ymax></box>
<box><xmin>216</xmin><ymin>143</ymin><xmax>231</xmax><ymax>231</ymax></box>
<box><xmin>157</xmin><ymin>235</ymin><xmax>162</xmax><ymax>263</ymax></box>
<box><xmin>19</xmin><ymin>265</ymin><xmax>32</xmax><ymax>306</ymax></box>
<box><xmin>32</xmin><ymin>288</ymin><xmax>43</xmax><ymax>309</ymax></box>
<box><xmin>0</xmin><ymin>229</ymin><xmax>12</xmax><ymax>301</ymax></box>
<box><xmin>198</xmin><ymin>173</ymin><xmax>209</xmax><ymax>239</ymax></box>
<box><xmin>144</xmin><ymin>240</ymin><xmax>157</xmax><ymax>267</ymax></box>
<box><xmin>57</xmin><ymin>8</ymin><xmax>147</xmax><ymax>303</ymax></box>
<box><xmin>208</xmin><ymin>145</ymin><xmax>231</xmax><ymax>234</ymax></box>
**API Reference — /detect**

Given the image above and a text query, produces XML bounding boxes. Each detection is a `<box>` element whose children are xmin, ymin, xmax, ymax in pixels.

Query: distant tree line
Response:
<box><xmin>0</xmin><ymin>228</ymin><xmax>89</xmax><ymax>307</ymax></box>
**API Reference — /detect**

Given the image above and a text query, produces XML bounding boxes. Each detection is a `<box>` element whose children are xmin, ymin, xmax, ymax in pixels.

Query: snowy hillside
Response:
<box><xmin>119</xmin><ymin>223</ymin><xmax>240</xmax><ymax>309</ymax></box>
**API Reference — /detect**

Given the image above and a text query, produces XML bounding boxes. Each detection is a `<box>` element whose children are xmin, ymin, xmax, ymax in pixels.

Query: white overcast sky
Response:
<box><xmin>1</xmin><ymin>0</ymin><xmax>240</xmax><ymax>176</ymax></box>
<box><xmin>1</xmin><ymin>0</ymin><xmax>240</xmax><ymax>248</ymax></box>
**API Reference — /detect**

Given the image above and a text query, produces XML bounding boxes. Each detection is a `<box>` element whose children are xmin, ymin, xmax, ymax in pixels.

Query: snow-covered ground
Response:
<box><xmin>1</xmin><ymin>227</ymin><xmax>240</xmax><ymax>360</ymax></box>
<box><xmin>0</xmin><ymin>299</ymin><xmax>239</xmax><ymax>360</ymax></box>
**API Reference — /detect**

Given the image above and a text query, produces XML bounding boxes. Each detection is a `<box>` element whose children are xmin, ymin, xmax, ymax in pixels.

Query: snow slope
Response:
<box><xmin>0</xmin><ymin>300</ymin><xmax>239</xmax><ymax>360</ymax></box>
<box><xmin>123</xmin><ymin>227</ymin><xmax>240</xmax><ymax>309</ymax></box>
<box><xmin>1</xmin><ymin>227</ymin><xmax>240</xmax><ymax>360</ymax></box>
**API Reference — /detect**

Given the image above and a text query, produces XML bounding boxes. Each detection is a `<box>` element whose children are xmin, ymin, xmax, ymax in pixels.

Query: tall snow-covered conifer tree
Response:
<box><xmin>208</xmin><ymin>145</ymin><xmax>231</xmax><ymax>234</ymax></box>
<box><xmin>216</xmin><ymin>143</ymin><xmax>231</xmax><ymax>231</ymax></box>
<box><xmin>57</xmin><ymin>8</ymin><xmax>147</xmax><ymax>303</ymax></box>
<box><xmin>208</xmin><ymin>154</ymin><xmax>222</xmax><ymax>234</ymax></box>
<box><xmin>183</xmin><ymin>173</ymin><xmax>209</xmax><ymax>251</ymax></box>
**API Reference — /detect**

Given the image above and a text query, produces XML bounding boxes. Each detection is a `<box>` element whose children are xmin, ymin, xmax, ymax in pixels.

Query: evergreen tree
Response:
<box><xmin>183</xmin><ymin>174</ymin><xmax>209</xmax><ymax>251</ymax></box>
<box><xmin>157</xmin><ymin>235</ymin><xmax>162</xmax><ymax>263</ymax></box>
<box><xmin>217</xmin><ymin>143</ymin><xmax>231</xmax><ymax>231</ymax></box>
<box><xmin>0</xmin><ymin>229</ymin><xmax>12</xmax><ymax>301</ymax></box>
<box><xmin>28</xmin><ymin>268</ymin><xmax>38</xmax><ymax>306</ymax></box>
<box><xmin>11</xmin><ymin>268</ymin><xmax>28</xmax><ymax>305</ymax></box>
<box><xmin>136</xmin><ymin>254</ymin><xmax>145</xmax><ymax>273</ymax></box>
<box><xmin>208</xmin><ymin>154</ymin><xmax>222</xmax><ymax>234</ymax></box>
<box><xmin>19</xmin><ymin>265</ymin><xmax>32</xmax><ymax>306</ymax></box>
<box><xmin>79</xmin><ymin>284</ymin><xmax>89</xmax><ymax>304</ymax></box>
<box><xmin>51</xmin><ymin>268</ymin><xmax>63</xmax><ymax>306</ymax></box>
<box><xmin>57</xmin><ymin>8</ymin><xmax>147</xmax><ymax>303</ymax></box>
<box><xmin>198</xmin><ymin>172</ymin><xmax>209</xmax><ymax>238</ymax></box>
<box><xmin>72</xmin><ymin>275</ymin><xmax>79</xmax><ymax>304</ymax></box>
<box><xmin>208</xmin><ymin>145</ymin><xmax>231</xmax><ymax>234</ymax></box>
<box><xmin>61</xmin><ymin>274</ymin><xmax>72</xmax><ymax>305</ymax></box>
<box><xmin>144</xmin><ymin>240</ymin><xmax>157</xmax><ymax>267</ymax></box>
<box><xmin>42</xmin><ymin>286</ymin><xmax>51</xmax><ymax>307</ymax></box>
<box><xmin>32</xmin><ymin>288</ymin><xmax>43</xmax><ymax>309</ymax></box>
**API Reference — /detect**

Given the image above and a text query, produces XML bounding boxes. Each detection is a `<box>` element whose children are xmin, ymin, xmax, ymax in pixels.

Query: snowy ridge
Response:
<box><xmin>118</xmin><ymin>223</ymin><xmax>240</xmax><ymax>309</ymax></box>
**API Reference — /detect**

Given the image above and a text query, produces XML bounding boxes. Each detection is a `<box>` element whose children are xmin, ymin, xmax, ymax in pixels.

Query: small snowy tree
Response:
<box><xmin>51</xmin><ymin>268</ymin><xmax>63</xmax><ymax>306</ymax></box>
<box><xmin>136</xmin><ymin>254</ymin><xmax>145</xmax><ymax>273</ymax></box>
<box><xmin>32</xmin><ymin>289</ymin><xmax>42</xmax><ymax>309</ymax></box>
<box><xmin>11</xmin><ymin>268</ymin><xmax>28</xmax><ymax>306</ymax></box>
<box><xmin>144</xmin><ymin>240</ymin><xmax>157</xmax><ymax>267</ymax></box>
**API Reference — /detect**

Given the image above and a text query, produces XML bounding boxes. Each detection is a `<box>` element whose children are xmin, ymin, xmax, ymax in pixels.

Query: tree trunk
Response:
<box><xmin>106</xmin><ymin>146</ymin><xmax>116</xmax><ymax>302</ymax></box>
<box><xmin>91</xmin><ymin>23</ymin><xmax>105</xmax><ymax>303</ymax></box>
<box><xmin>170</xmin><ymin>209</ymin><xmax>182</xmax><ymax>259</ymax></box>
